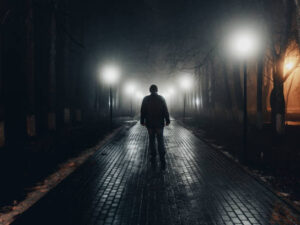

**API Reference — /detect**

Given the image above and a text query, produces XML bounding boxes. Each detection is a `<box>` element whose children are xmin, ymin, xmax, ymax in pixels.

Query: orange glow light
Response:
<box><xmin>285</xmin><ymin>62</ymin><xmax>294</xmax><ymax>70</ymax></box>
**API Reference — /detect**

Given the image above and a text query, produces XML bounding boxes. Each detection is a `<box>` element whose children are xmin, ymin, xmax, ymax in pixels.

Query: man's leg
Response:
<box><xmin>147</xmin><ymin>128</ymin><xmax>156</xmax><ymax>162</ymax></box>
<box><xmin>156</xmin><ymin>128</ymin><xmax>166</xmax><ymax>168</ymax></box>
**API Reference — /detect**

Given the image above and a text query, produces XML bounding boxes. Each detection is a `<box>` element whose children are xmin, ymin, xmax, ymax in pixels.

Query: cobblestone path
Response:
<box><xmin>12</xmin><ymin>122</ymin><xmax>300</xmax><ymax>225</ymax></box>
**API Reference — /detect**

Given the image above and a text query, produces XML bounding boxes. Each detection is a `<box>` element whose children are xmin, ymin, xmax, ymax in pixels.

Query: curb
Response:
<box><xmin>0</xmin><ymin>125</ymin><xmax>125</xmax><ymax>225</ymax></box>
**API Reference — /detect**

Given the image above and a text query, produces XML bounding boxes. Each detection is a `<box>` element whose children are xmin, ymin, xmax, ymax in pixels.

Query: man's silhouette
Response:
<box><xmin>140</xmin><ymin>84</ymin><xmax>170</xmax><ymax>170</ymax></box>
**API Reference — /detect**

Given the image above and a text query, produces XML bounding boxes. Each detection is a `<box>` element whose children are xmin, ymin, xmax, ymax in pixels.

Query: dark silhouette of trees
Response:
<box><xmin>262</xmin><ymin>0</ymin><xmax>300</xmax><ymax>134</ymax></box>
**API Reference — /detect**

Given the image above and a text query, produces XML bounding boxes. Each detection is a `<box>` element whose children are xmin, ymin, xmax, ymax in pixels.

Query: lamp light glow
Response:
<box><xmin>101</xmin><ymin>65</ymin><xmax>120</xmax><ymax>85</ymax></box>
<box><xmin>161</xmin><ymin>92</ymin><xmax>169</xmax><ymax>99</ymax></box>
<box><xmin>167</xmin><ymin>86</ymin><xmax>175</xmax><ymax>96</ymax></box>
<box><xmin>285</xmin><ymin>62</ymin><xmax>294</xmax><ymax>70</ymax></box>
<box><xmin>179</xmin><ymin>75</ymin><xmax>193</xmax><ymax>90</ymax></box>
<box><xmin>136</xmin><ymin>91</ymin><xmax>143</xmax><ymax>100</ymax></box>
<box><xmin>195</xmin><ymin>98</ymin><xmax>200</xmax><ymax>106</ymax></box>
<box><xmin>227</xmin><ymin>28</ymin><xmax>261</xmax><ymax>59</ymax></box>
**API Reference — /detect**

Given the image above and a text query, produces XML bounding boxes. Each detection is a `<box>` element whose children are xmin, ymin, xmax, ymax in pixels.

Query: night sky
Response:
<box><xmin>79</xmin><ymin>0</ymin><xmax>258</xmax><ymax>79</ymax></box>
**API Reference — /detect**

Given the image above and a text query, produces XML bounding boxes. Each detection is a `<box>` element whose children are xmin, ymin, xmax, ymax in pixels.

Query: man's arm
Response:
<box><xmin>140</xmin><ymin>97</ymin><xmax>146</xmax><ymax>125</ymax></box>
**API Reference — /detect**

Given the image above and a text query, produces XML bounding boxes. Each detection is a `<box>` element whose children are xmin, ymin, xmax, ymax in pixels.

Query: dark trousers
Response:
<box><xmin>147</xmin><ymin>128</ymin><xmax>165</xmax><ymax>163</ymax></box>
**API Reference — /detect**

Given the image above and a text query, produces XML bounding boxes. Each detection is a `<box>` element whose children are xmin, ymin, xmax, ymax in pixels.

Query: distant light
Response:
<box><xmin>136</xmin><ymin>91</ymin><xmax>143</xmax><ymax>99</ymax></box>
<box><xmin>124</xmin><ymin>82</ymin><xmax>136</xmax><ymax>95</ymax></box>
<box><xmin>195</xmin><ymin>98</ymin><xmax>200</xmax><ymax>106</ymax></box>
<box><xmin>285</xmin><ymin>62</ymin><xmax>294</xmax><ymax>70</ymax></box>
<box><xmin>101</xmin><ymin>65</ymin><xmax>120</xmax><ymax>85</ymax></box>
<box><xmin>167</xmin><ymin>86</ymin><xmax>175</xmax><ymax>96</ymax></box>
<box><xmin>161</xmin><ymin>92</ymin><xmax>169</xmax><ymax>99</ymax></box>
<box><xmin>227</xmin><ymin>28</ymin><xmax>261</xmax><ymax>59</ymax></box>
<box><xmin>179</xmin><ymin>74</ymin><xmax>193</xmax><ymax>90</ymax></box>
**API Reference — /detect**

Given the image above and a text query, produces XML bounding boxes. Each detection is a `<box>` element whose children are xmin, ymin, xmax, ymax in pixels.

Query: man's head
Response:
<box><xmin>149</xmin><ymin>84</ymin><xmax>158</xmax><ymax>93</ymax></box>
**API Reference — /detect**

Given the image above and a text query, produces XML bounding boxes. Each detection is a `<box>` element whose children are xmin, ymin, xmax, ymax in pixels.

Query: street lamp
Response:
<box><xmin>101</xmin><ymin>65</ymin><xmax>121</xmax><ymax>129</ymax></box>
<box><xmin>179</xmin><ymin>75</ymin><xmax>193</xmax><ymax>120</ymax></box>
<box><xmin>227</xmin><ymin>28</ymin><xmax>261</xmax><ymax>162</ymax></box>
<box><xmin>124</xmin><ymin>82</ymin><xmax>136</xmax><ymax>117</ymax></box>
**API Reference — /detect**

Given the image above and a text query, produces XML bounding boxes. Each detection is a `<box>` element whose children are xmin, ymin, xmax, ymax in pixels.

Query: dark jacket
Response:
<box><xmin>140</xmin><ymin>93</ymin><xmax>170</xmax><ymax>128</ymax></box>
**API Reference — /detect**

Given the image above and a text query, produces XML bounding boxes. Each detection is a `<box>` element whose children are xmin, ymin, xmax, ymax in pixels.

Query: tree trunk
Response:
<box><xmin>270</xmin><ymin>54</ymin><xmax>286</xmax><ymax>135</ymax></box>
<box><xmin>25</xmin><ymin>0</ymin><xmax>36</xmax><ymax>137</ymax></box>
<box><xmin>202</xmin><ymin>65</ymin><xmax>210</xmax><ymax>117</ymax></box>
<box><xmin>294</xmin><ymin>0</ymin><xmax>300</xmax><ymax>45</ymax></box>
<box><xmin>48</xmin><ymin>10</ymin><xmax>56</xmax><ymax>131</ymax></box>
<box><xmin>267</xmin><ymin>0</ymin><xmax>295</xmax><ymax>135</ymax></box>
<box><xmin>56</xmin><ymin>0</ymin><xmax>70</xmax><ymax>126</ymax></box>
<box><xmin>233</xmin><ymin>63</ymin><xmax>243</xmax><ymax>122</ymax></box>
<box><xmin>223</xmin><ymin>62</ymin><xmax>233</xmax><ymax>121</ymax></box>
<box><xmin>209</xmin><ymin>59</ymin><xmax>216</xmax><ymax>127</ymax></box>
<box><xmin>0</xmin><ymin>24</ymin><xmax>4</xmax><ymax>147</ymax></box>
<box><xmin>75</xmin><ymin>12</ymin><xmax>85</xmax><ymax>123</ymax></box>
<box><xmin>257</xmin><ymin>57</ymin><xmax>264</xmax><ymax>129</ymax></box>
<box><xmin>63</xmin><ymin>0</ymin><xmax>71</xmax><ymax>124</ymax></box>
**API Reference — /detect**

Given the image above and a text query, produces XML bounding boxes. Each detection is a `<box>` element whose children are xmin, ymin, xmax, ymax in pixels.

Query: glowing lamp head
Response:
<box><xmin>179</xmin><ymin>75</ymin><xmax>193</xmax><ymax>90</ymax></box>
<box><xmin>227</xmin><ymin>28</ymin><xmax>260</xmax><ymax>59</ymax></box>
<box><xmin>101</xmin><ymin>65</ymin><xmax>120</xmax><ymax>85</ymax></box>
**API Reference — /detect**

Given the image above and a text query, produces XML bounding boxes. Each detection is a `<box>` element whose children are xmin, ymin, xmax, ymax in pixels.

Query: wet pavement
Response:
<box><xmin>12</xmin><ymin>122</ymin><xmax>300</xmax><ymax>225</ymax></box>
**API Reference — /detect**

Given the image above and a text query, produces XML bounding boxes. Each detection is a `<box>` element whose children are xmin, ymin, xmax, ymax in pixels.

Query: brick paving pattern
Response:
<box><xmin>12</xmin><ymin>122</ymin><xmax>300</xmax><ymax>225</ymax></box>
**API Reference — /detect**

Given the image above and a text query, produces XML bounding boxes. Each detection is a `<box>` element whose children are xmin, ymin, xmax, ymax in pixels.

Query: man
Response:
<box><xmin>140</xmin><ymin>84</ymin><xmax>170</xmax><ymax>170</ymax></box>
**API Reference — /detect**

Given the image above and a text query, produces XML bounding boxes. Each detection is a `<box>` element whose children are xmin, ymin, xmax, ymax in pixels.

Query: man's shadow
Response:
<box><xmin>147</xmin><ymin>159</ymin><xmax>167</xmax><ymax>184</ymax></box>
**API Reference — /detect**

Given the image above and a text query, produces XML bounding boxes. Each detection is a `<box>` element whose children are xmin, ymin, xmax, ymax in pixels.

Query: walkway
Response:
<box><xmin>12</xmin><ymin>122</ymin><xmax>300</xmax><ymax>225</ymax></box>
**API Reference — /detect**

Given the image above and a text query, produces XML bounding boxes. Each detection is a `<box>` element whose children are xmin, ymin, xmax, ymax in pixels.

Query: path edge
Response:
<box><xmin>0</xmin><ymin>125</ymin><xmax>125</xmax><ymax>225</ymax></box>
<box><xmin>178</xmin><ymin>120</ymin><xmax>300</xmax><ymax>216</ymax></box>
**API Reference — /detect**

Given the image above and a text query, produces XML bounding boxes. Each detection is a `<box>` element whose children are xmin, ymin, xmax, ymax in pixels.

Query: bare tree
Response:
<box><xmin>48</xmin><ymin>2</ymin><xmax>56</xmax><ymax>130</ymax></box>
<box><xmin>25</xmin><ymin>0</ymin><xmax>36</xmax><ymax>137</ymax></box>
<box><xmin>263</xmin><ymin>0</ymin><xmax>299</xmax><ymax>134</ymax></box>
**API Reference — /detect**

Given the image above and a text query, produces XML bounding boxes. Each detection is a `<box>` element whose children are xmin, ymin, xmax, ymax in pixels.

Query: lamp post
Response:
<box><xmin>124</xmin><ymin>82</ymin><xmax>136</xmax><ymax>118</ymax></box>
<box><xmin>195</xmin><ymin>97</ymin><xmax>200</xmax><ymax>110</ymax></box>
<box><xmin>179</xmin><ymin>75</ymin><xmax>193</xmax><ymax>120</ymax></box>
<box><xmin>243</xmin><ymin>61</ymin><xmax>248</xmax><ymax>162</ymax></box>
<box><xmin>227</xmin><ymin>28</ymin><xmax>260</xmax><ymax>163</ymax></box>
<box><xmin>101</xmin><ymin>65</ymin><xmax>121</xmax><ymax>130</ymax></box>
<box><xmin>135</xmin><ymin>91</ymin><xmax>143</xmax><ymax>113</ymax></box>
<box><xmin>109</xmin><ymin>86</ymin><xmax>113</xmax><ymax>128</ymax></box>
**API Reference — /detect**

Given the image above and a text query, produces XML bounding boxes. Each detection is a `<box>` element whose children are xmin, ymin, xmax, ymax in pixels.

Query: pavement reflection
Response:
<box><xmin>12</xmin><ymin>122</ymin><xmax>300</xmax><ymax>225</ymax></box>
